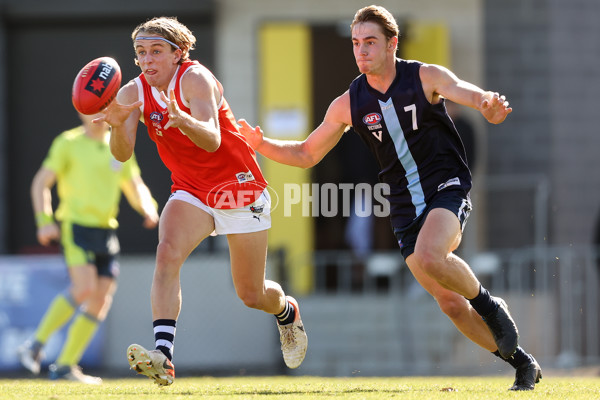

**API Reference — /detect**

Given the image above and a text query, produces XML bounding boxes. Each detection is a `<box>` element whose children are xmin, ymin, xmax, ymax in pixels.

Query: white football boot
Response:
<box><xmin>17</xmin><ymin>340</ymin><xmax>44</xmax><ymax>375</ymax></box>
<box><xmin>127</xmin><ymin>344</ymin><xmax>175</xmax><ymax>386</ymax></box>
<box><xmin>49</xmin><ymin>364</ymin><xmax>102</xmax><ymax>384</ymax></box>
<box><xmin>277</xmin><ymin>296</ymin><xmax>308</xmax><ymax>369</ymax></box>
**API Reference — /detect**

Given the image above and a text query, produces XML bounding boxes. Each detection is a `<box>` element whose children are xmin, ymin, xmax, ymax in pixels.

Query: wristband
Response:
<box><xmin>35</xmin><ymin>212</ymin><xmax>54</xmax><ymax>229</ymax></box>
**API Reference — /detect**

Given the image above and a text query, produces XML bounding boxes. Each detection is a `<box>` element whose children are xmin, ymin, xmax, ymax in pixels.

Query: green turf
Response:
<box><xmin>1</xmin><ymin>376</ymin><xmax>599</xmax><ymax>399</ymax></box>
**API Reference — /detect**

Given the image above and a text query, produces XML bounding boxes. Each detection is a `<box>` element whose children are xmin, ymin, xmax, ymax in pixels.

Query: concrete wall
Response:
<box><xmin>3</xmin><ymin>247</ymin><xmax>595</xmax><ymax>376</ymax></box>
<box><xmin>484</xmin><ymin>0</ymin><xmax>600</xmax><ymax>248</ymax></box>
<box><xmin>549</xmin><ymin>0</ymin><xmax>600</xmax><ymax>245</ymax></box>
<box><xmin>104</xmin><ymin>254</ymin><xmax>280</xmax><ymax>374</ymax></box>
<box><xmin>294</xmin><ymin>292</ymin><xmax>556</xmax><ymax>377</ymax></box>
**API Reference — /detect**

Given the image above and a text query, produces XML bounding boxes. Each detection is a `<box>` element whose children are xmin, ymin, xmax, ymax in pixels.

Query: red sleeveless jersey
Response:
<box><xmin>136</xmin><ymin>60</ymin><xmax>267</xmax><ymax>209</ymax></box>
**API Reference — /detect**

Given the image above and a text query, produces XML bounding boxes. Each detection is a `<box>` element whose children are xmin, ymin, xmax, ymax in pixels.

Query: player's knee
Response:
<box><xmin>155</xmin><ymin>241</ymin><xmax>185</xmax><ymax>275</ymax></box>
<box><xmin>237</xmin><ymin>289</ymin><xmax>262</xmax><ymax>310</ymax></box>
<box><xmin>412</xmin><ymin>248</ymin><xmax>444</xmax><ymax>277</ymax></box>
<box><xmin>436</xmin><ymin>294</ymin><xmax>468</xmax><ymax>320</ymax></box>
<box><xmin>71</xmin><ymin>282</ymin><xmax>97</xmax><ymax>304</ymax></box>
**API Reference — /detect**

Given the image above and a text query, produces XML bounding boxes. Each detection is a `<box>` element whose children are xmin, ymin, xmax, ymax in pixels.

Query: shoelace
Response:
<box><xmin>280</xmin><ymin>325</ymin><xmax>296</xmax><ymax>348</ymax></box>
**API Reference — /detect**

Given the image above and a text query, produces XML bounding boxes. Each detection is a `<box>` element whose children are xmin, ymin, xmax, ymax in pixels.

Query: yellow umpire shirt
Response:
<box><xmin>42</xmin><ymin>125</ymin><xmax>140</xmax><ymax>229</ymax></box>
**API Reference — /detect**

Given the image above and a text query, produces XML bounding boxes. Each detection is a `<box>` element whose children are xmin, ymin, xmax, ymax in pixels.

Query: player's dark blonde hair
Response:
<box><xmin>351</xmin><ymin>5</ymin><xmax>399</xmax><ymax>42</ymax></box>
<box><xmin>132</xmin><ymin>16</ymin><xmax>196</xmax><ymax>65</ymax></box>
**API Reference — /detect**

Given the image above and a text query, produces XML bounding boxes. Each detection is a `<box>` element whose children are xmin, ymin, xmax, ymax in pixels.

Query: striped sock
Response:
<box><xmin>153</xmin><ymin>319</ymin><xmax>176</xmax><ymax>361</ymax></box>
<box><xmin>275</xmin><ymin>300</ymin><xmax>296</xmax><ymax>325</ymax></box>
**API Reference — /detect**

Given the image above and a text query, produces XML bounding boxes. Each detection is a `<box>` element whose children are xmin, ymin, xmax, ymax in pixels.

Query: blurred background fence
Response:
<box><xmin>2</xmin><ymin>242</ymin><xmax>598</xmax><ymax>376</ymax></box>
<box><xmin>300</xmin><ymin>243</ymin><xmax>599</xmax><ymax>376</ymax></box>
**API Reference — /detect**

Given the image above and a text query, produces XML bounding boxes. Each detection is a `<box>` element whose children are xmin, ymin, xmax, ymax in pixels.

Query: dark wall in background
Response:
<box><xmin>0</xmin><ymin>1</ymin><xmax>215</xmax><ymax>253</ymax></box>
<box><xmin>310</xmin><ymin>24</ymin><xmax>395</xmax><ymax>253</ymax></box>
<box><xmin>483</xmin><ymin>0</ymin><xmax>600</xmax><ymax>249</ymax></box>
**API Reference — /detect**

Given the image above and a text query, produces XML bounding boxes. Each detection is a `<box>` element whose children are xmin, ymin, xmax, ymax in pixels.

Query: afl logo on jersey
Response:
<box><xmin>363</xmin><ymin>113</ymin><xmax>382</xmax><ymax>126</ymax></box>
<box><xmin>150</xmin><ymin>112</ymin><xmax>163</xmax><ymax>122</ymax></box>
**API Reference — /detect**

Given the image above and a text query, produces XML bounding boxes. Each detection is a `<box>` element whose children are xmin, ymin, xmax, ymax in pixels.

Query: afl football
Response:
<box><xmin>72</xmin><ymin>57</ymin><xmax>121</xmax><ymax>115</ymax></box>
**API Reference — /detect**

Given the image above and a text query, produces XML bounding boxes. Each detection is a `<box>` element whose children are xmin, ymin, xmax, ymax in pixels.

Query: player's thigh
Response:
<box><xmin>95</xmin><ymin>274</ymin><xmax>117</xmax><ymax>298</ymax></box>
<box><xmin>414</xmin><ymin>208</ymin><xmax>462</xmax><ymax>257</ymax></box>
<box><xmin>67</xmin><ymin>263</ymin><xmax>98</xmax><ymax>294</ymax></box>
<box><xmin>227</xmin><ymin>230</ymin><xmax>268</xmax><ymax>291</ymax></box>
<box><xmin>158</xmin><ymin>199</ymin><xmax>215</xmax><ymax>257</ymax></box>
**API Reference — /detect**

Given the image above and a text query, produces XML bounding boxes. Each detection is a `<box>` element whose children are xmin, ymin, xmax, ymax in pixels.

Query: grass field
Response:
<box><xmin>1</xmin><ymin>375</ymin><xmax>600</xmax><ymax>399</ymax></box>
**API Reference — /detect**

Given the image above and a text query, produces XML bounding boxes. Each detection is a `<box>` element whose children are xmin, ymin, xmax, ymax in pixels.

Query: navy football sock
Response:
<box><xmin>467</xmin><ymin>285</ymin><xmax>498</xmax><ymax>316</ymax></box>
<box><xmin>493</xmin><ymin>346</ymin><xmax>532</xmax><ymax>368</ymax></box>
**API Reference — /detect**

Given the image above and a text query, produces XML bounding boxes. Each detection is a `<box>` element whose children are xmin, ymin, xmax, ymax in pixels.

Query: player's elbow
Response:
<box><xmin>298</xmin><ymin>157</ymin><xmax>319</xmax><ymax>169</ymax></box>
<box><xmin>204</xmin><ymin>136</ymin><xmax>221</xmax><ymax>153</ymax></box>
<box><xmin>112</xmin><ymin>150</ymin><xmax>132</xmax><ymax>163</ymax></box>
<box><xmin>296</xmin><ymin>142</ymin><xmax>321</xmax><ymax>169</ymax></box>
<box><xmin>30</xmin><ymin>170</ymin><xmax>46</xmax><ymax>192</ymax></box>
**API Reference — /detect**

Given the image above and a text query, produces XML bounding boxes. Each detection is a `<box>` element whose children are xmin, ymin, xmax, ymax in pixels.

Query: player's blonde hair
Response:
<box><xmin>132</xmin><ymin>16</ymin><xmax>196</xmax><ymax>65</ymax></box>
<box><xmin>351</xmin><ymin>5</ymin><xmax>399</xmax><ymax>42</ymax></box>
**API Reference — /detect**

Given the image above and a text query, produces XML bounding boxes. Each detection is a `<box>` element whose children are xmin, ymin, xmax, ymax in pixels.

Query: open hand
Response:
<box><xmin>160</xmin><ymin>90</ymin><xmax>185</xmax><ymax>130</ymax></box>
<box><xmin>142</xmin><ymin>213</ymin><xmax>159</xmax><ymax>229</ymax></box>
<box><xmin>237</xmin><ymin>119</ymin><xmax>264</xmax><ymax>150</ymax></box>
<box><xmin>37</xmin><ymin>223</ymin><xmax>60</xmax><ymax>246</ymax></box>
<box><xmin>93</xmin><ymin>99</ymin><xmax>143</xmax><ymax>127</ymax></box>
<box><xmin>481</xmin><ymin>92</ymin><xmax>512</xmax><ymax>124</ymax></box>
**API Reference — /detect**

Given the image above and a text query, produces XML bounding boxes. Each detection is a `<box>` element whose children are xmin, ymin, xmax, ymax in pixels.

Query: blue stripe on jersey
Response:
<box><xmin>378</xmin><ymin>98</ymin><xmax>426</xmax><ymax>216</ymax></box>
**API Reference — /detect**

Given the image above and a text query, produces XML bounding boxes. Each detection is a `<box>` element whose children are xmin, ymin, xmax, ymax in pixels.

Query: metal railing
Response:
<box><xmin>304</xmin><ymin>244</ymin><xmax>599</xmax><ymax>373</ymax></box>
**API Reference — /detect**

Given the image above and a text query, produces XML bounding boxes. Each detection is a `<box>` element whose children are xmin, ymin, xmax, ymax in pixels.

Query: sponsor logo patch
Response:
<box><xmin>236</xmin><ymin>171</ymin><xmax>255</xmax><ymax>184</ymax></box>
<box><xmin>362</xmin><ymin>113</ymin><xmax>382</xmax><ymax>126</ymax></box>
<box><xmin>437</xmin><ymin>177</ymin><xmax>461</xmax><ymax>191</ymax></box>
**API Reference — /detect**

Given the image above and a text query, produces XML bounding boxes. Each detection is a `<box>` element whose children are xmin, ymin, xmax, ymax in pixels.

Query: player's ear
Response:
<box><xmin>173</xmin><ymin>49</ymin><xmax>182</xmax><ymax>64</ymax></box>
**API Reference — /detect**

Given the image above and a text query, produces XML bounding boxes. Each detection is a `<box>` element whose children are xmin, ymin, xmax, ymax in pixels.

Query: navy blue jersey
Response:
<box><xmin>349</xmin><ymin>59</ymin><xmax>472</xmax><ymax>229</ymax></box>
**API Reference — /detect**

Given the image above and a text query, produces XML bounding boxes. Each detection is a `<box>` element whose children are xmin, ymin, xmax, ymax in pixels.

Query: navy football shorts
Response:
<box><xmin>61</xmin><ymin>221</ymin><xmax>120</xmax><ymax>278</ymax></box>
<box><xmin>393</xmin><ymin>190</ymin><xmax>472</xmax><ymax>259</ymax></box>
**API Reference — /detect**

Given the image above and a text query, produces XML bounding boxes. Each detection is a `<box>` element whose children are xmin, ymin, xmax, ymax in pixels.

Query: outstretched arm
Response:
<box><xmin>121</xmin><ymin>175</ymin><xmax>159</xmax><ymax>229</ymax></box>
<box><xmin>94</xmin><ymin>80</ymin><xmax>143</xmax><ymax>162</ymax></box>
<box><xmin>420</xmin><ymin>64</ymin><xmax>512</xmax><ymax>124</ymax></box>
<box><xmin>238</xmin><ymin>92</ymin><xmax>352</xmax><ymax>168</ymax></box>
